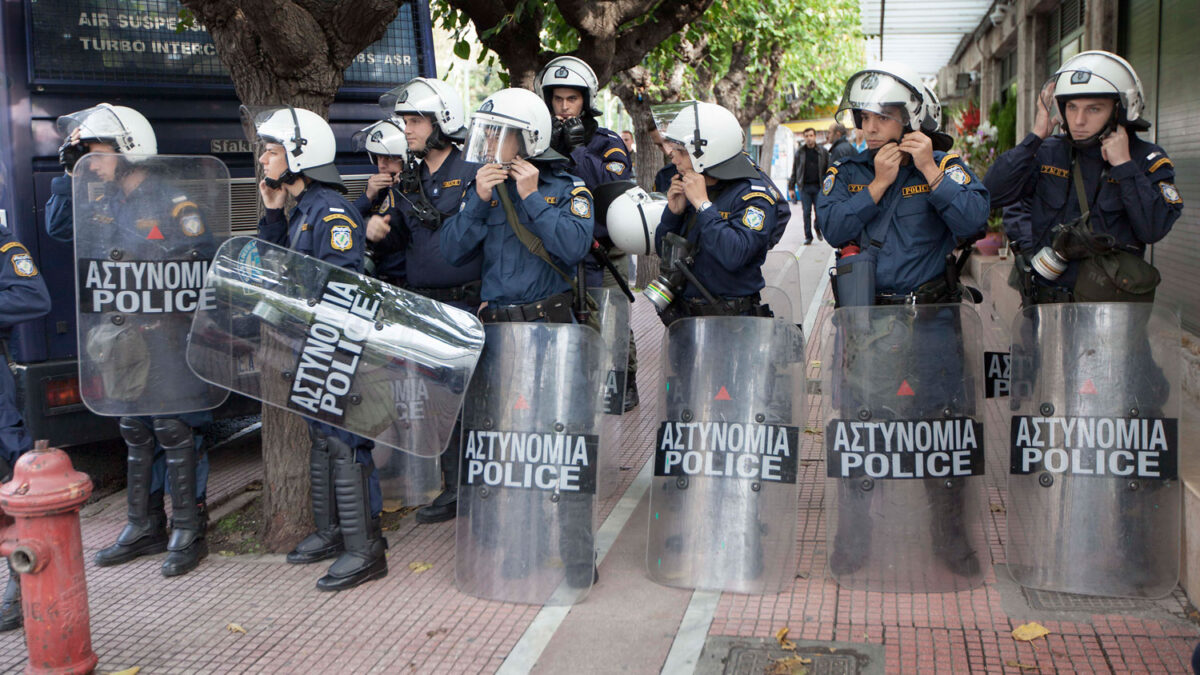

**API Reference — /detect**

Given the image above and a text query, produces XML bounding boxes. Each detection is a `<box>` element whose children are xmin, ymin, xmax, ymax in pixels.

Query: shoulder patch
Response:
<box><xmin>170</xmin><ymin>200</ymin><xmax>198</xmax><ymax>218</ymax></box>
<box><xmin>0</xmin><ymin>242</ymin><xmax>24</xmax><ymax>253</ymax></box>
<box><xmin>10</xmin><ymin>251</ymin><xmax>37</xmax><ymax>277</ymax></box>
<box><xmin>570</xmin><ymin>194</ymin><xmax>591</xmax><ymax>218</ymax></box>
<box><xmin>741</xmin><ymin>191</ymin><xmax>776</xmax><ymax>205</ymax></box>
<box><xmin>937</xmin><ymin>153</ymin><xmax>962</xmax><ymax>171</ymax></box>
<box><xmin>602</xmin><ymin>147</ymin><xmax>627</xmax><ymax>159</ymax></box>
<box><xmin>330</xmin><ymin>224</ymin><xmax>354</xmax><ymax>251</ymax></box>
<box><xmin>1148</xmin><ymin>157</ymin><xmax>1174</xmax><ymax>174</ymax></box>
<box><xmin>571</xmin><ymin>186</ymin><xmax>592</xmax><ymax>198</ymax></box>
<box><xmin>945</xmin><ymin>164</ymin><xmax>970</xmax><ymax>185</ymax></box>
<box><xmin>1040</xmin><ymin>164</ymin><xmax>1070</xmax><ymax>178</ymax></box>
<box><xmin>741</xmin><ymin>206</ymin><xmax>766</xmax><ymax>231</ymax></box>
<box><xmin>1160</xmin><ymin>182</ymin><xmax>1183</xmax><ymax>205</ymax></box>
<box><xmin>179</xmin><ymin>213</ymin><xmax>205</xmax><ymax>237</ymax></box>
<box><xmin>822</xmin><ymin>173</ymin><xmax>836</xmax><ymax>195</ymax></box>
<box><xmin>825</xmin><ymin>166</ymin><xmax>838</xmax><ymax>175</ymax></box>
<box><xmin>323</xmin><ymin>213</ymin><xmax>358</xmax><ymax>228</ymax></box>
<box><xmin>605</xmin><ymin>161</ymin><xmax>626</xmax><ymax>176</ymax></box>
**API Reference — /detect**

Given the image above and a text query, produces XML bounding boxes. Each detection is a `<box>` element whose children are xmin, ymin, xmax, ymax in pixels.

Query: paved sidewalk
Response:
<box><xmin>0</xmin><ymin>235</ymin><xmax>1197</xmax><ymax>672</ymax></box>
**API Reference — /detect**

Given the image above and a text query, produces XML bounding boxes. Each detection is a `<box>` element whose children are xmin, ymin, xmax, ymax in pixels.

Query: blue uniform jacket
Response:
<box><xmin>818</xmin><ymin>149</ymin><xmax>989</xmax><ymax>294</ymax></box>
<box><xmin>654</xmin><ymin>164</ymin><xmax>677</xmax><ymax>193</ymax></box>
<box><xmin>258</xmin><ymin>182</ymin><xmax>366</xmax><ymax>272</ymax></box>
<box><xmin>353</xmin><ymin>186</ymin><xmax>406</xmax><ymax>283</ymax></box>
<box><xmin>440</xmin><ymin>167</ymin><xmax>591</xmax><ymax>305</ymax></box>
<box><xmin>46</xmin><ymin>173</ymin><xmax>74</xmax><ymax>242</ymax></box>
<box><xmin>984</xmin><ymin>132</ymin><xmax>1182</xmax><ymax>287</ymax></box>
<box><xmin>750</xmin><ymin>159</ymin><xmax>792</xmax><ymax>246</ymax></box>
<box><xmin>386</xmin><ymin>148</ymin><xmax>482</xmax><ymax>291</ymax></box>
<box><xmin>654</xmin><ymin>177</ymin><xmax>778</xmax><ymax>299</ymax></box>
<box><xmin>570</xmin><ymin>127</ymin><xmax>629</xmax><ymax>286</ymax></box>
<box><xmin>1</xmin><ymin>225</ymin><xmax>51</xmax><ymax>463</ymax></box>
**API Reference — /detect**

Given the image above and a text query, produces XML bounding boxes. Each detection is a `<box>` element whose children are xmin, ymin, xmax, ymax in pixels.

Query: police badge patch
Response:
<box><xmin>605</xmin><ymin>161</ymin><xmax>625</xmax><ymax>175</ymax></box>
<box><xmin>822</xmin><ymin>173</ymin><xmax>835</xmax><ymax>195</ymax></box>
<box><xmin>945</xmin><ymin>164</ymin><xmax>970</xmax><ymax>185</ymax></box>
<box><xmin>330</xmin><ymin>224</ymin><xmax>354</xmax><ymax>251</ymax></box>
<box><xmin>11</xmin><ymin>252</ymin><xmax>37</xmax><ymax>277</ymax></box>
<box><xmin>742</xmin><ymin>206</ymin><xmax>765</xmax><ymax>231</ymax></box>
<box><xmin>180</xmin><ymin>213</ymin><xmax>205</xmax><ymax>237</ymax></box>
<box><xmin>1160</xmin><ymin>182</ymin><xmax>1182</xmax><ymax>204</ymax></box>
<box><xmin>570</xmin><ymin>195</ymin><xmax>591</xmax><ymax>218</ymax></box>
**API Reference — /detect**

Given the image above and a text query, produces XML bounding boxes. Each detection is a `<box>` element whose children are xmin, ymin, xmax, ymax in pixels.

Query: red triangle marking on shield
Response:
<box><xmin>714</xmin><ymin>386</ymin><xmax>732</xmax><ymax>401</ymax></box>
<box><xmin>146</xmin><ymin>225</ymin><xmax>165</xmax><ymax>240</ymax></box>
<box><xmin>513</xmin><ymin>394</ymin><xmax>530</xmax><ymax>410</ymax></box>
<box><xmin>897</xmin><ymin>380</ymin><xmax>915</xmax><ymax>396</ymax></box>
<box><xmin>1078</xmin><ymin>379</ymin><xmax>1098</xmax><ymax>395</ymax></box>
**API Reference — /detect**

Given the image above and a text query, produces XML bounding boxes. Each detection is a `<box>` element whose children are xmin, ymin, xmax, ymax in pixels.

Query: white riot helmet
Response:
<box><xmin>250</xmin><ymin>106</ymin><xmax>344</xmax><ymax>191</ymax></box>
<box><xmin>921</xmin><ymin>85</ymin><xmax>942</xmax><ymax>131</ymax></box>
<box><xmin>1052</xmin><ymin>50</ymin><xmax>1148</xmax><ymax>132</ymax></box>
<box><xmin>463</xmin><ymin>88</ymin><xmax>565</xmax><ymax>164</ymax></box>
<box><xmin>536</xmin><ymin>55</ymin><xmax>601</xmax><ymax>116</ymax></box>
<box><xmin>658</xmin><ymin>101</ymin><xmax>758</xmax><ymax>180</ymax></box>
<box><xmin>604</xmin><ymin>186</ymin><xmax>667</xmax><ymax>256</ymax></box>
<box><xmin>351</xmin><ymin>119</ymin><xmax>408</xmax><ymax>164</ymax></box>
<box><xmin>57</xmin><ymin>103</ymin><xmax>157</xmax><ymax>156</ymax></box>
<box><xmin>836</xmin><ymin>62</ymin><xmax>929</xmax><ymax>133</ymax></box>
<box><xmin>379</xmin><ymin>77</ymin><xmax>468</xmax><ymax>149</ymax></box>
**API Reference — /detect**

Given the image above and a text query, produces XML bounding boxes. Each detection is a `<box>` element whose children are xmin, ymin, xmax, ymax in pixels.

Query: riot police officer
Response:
<box><xmin>374</xmin><ymin>77</ymin><xmax>480</xmax><ymax>524</ymax></box>
<box><xmin>54</xmin><ymin>104</ymin><xmax>215</xmax><ymax>578</ymax></box>
<box><xmin>254</xmin><ymin>106</ymin><xmax>387</xmax><ymax>592</ymax></box>
<box><xmin>985</xmin><ymin>50</ymin><xmax>1182</xmax><ymax>304</ymax></box>
<box><xmin>351</xmin><ymin>118</ymin><xmax>407</xmax><ymax>287</ymax></box>
<box><xmin>0</xmin><ymin>199</ymin><xmax>52</xmax><ymax>632</ymax></box>
<box><xmin>650</xmin><ymin>101</ymin><xmax>778</xmax><ymax>323</ymax></box>
<box><xmin>817</xmin><ymin>64</ymin><xmax>990</xmax><ymax>581</ymax></box>
<box><xmin>535</xmin><ymin>56</ymin><xmax>641</xmax><ymax>410</ymax></box>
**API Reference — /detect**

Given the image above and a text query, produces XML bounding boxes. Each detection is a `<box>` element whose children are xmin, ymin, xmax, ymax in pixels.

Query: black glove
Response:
<box><xmin>1050</xmin><ymin>220</ymin><xmax>1115</xmax><ymax>260</ymax></box>
<box><xmin>59</xmin><ymin>139</ymin><xmax>86</xmax><ymax>173</ymax></box>
<box><xmin>551</xmin><ymin>117</ymin><xmax>587</xmax><ymax>153</ymax></box>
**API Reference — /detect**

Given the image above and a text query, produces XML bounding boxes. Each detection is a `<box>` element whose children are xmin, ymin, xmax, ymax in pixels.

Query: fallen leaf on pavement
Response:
<box><xmin>1004</xmin><ymin>661</ymin><xmax>1039</xmax><ymax>671</ymax></box>
<box><xmin>775</xmin><ymin>627</ymin><xmax>795</xmax><ymax>651</ymax></box>
<box><xmin>809</xmin><ymin>361</ymin><xmax>821</xmax><ymax>368</ymax></box>
<box><xmin>107</xmin><ymin>668</ymin><xmax>141</xmax><ymax>675</ymax></box>
<box><xmin>1011</xmin><ymin>622</ymin><xmax>1049</xmax><ymax>642</ymax></box>
<box><xmin>218</xmin><ymin>550</ymin><xmax>236</xmax><ymax>557</ymax></box>
<box><xmin>803</xmin><ymin>427</ymin><xmax>823</xmax><ymax>435</ymax></box>
<box><xmin>381</xmin><ymin>499</ymin><xmax>405</xmax><ymax>513</ymax></box>
<box><xmin>408</xmin><ymin>561</ymin><xmax>433</xmax><ymax>573</ymax></box>
<box><xmin>990</xmin><ymin>503</ymin><xmax>1006</xmax><ymax>513</ymax></box>
<box><xmin>426</xmin><ymin>627</ymin><xmax>448</xmax><ymax>638</ymax></box>
<box><xmin>226</xmin><ymin>623</ymin><xmax>247</xmax><ymax>635</ymax></box>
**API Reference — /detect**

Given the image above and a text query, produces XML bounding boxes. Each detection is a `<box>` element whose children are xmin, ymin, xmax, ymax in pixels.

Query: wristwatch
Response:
<box><xmin>697</xmin><ymin>200</ymin><xmax>713</xmax><ymax>213</ymax></box>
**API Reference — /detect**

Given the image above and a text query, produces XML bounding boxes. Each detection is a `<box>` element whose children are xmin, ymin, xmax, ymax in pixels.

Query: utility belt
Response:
<box><xmin>874</xmin><ymin>277</ymin><xmax>959</xmax><ymax>306</ymax></box>
<box><xmin>407</xmin><ymin>280</ymin><xmax>482</xmax><ymax>307</ymax></box>
<box><xmin>682</xmin><ymin>293</ymin><xmax>771</xmax><ymax>318</ymax></box>
<box><xmin>479</xmin><ymin>291</ymin><xmax>574</xmax><ymax>325</ymax></box>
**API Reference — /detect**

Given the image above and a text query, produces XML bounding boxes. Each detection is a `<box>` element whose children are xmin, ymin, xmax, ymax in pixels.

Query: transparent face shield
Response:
<box><xmin>57</xmin><ymin>105</ymin><xmax>129</xmax><ymax>149</ymax></box>
<box><xmin>834</xmin><ymin>72</ymin><xmax>917</xmax><ymax>129</ymax></box>
<box><xmin>352</xmin><ymin>119</ymin><xmax>408</xmax><ymax>165</ymax></box>
<box><xmin>462</xmin><ymin>119</ymin><xmax>526</xmax><ymax>166</ymax></box>
<box><xmin>652</xmin><ymin>101</ymin><xmax>704</xmax><ymax>164</ymax></box>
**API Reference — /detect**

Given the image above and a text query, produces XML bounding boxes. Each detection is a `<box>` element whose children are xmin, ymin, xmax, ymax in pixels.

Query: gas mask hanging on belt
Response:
<box><xmin>399</xmin><ymin>157</ymin><xmax>442</xmax><ymax>230</ymax></box>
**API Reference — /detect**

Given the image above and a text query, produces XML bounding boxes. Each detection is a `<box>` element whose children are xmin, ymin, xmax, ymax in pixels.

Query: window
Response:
<box><xmin>1045</xmin><ymin>0</ymin><xmax>1087</xmax><ymax>77</ymax></box>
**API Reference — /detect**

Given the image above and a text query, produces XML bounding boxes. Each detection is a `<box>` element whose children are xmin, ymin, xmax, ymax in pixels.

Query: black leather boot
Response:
<box><xmin>96</xmin><ymin>418</ymin><xmax>168</xmax><ymax>566</ymax></box>
<box><xmin>158</xmin><ymin>418</ymin><xmax>208</xmax><ymax>577</ymax></box>
<box><xmin>416</xmin><ymin>442</ymin><xmax>458</xmax><ymax>524</ymax></box>
<box><xmin>287</xmin><ymin>431</ymin><xmax>343</xmax><ymax>564</ymax></box>
<box><xmin>0</xmin><ymin>561</ymin><xmax>21</xmax><ymax>632</ymax></box>
<box><xmin>317</xmin><ymin>439</ymin><xmax>387</xmax><ymax>592</ymax></box>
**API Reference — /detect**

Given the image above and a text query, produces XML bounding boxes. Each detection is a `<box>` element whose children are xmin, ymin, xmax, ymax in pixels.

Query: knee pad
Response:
<box><xmin>118</xmin><ymin>417</ymin><xmax>154</xmax><ymax>446</ymax></box>
<box><xmin>152</xmin><ymin>418</ymin><xmax>194</xmax><ymax>448</ymax></box>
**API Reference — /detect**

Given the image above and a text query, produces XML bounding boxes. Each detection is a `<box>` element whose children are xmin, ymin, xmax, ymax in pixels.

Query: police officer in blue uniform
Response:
<box><xmin>535</xmin><ymin>56</ymin><xmax>642</xmax><ymax>410</ymax></box>
<box><xmin>254</xmin><ymin>106</ymin><xmax>387</xmax><ymax>592</ymax></box>
<box><xmin>0</xmin><ymin>195</ymin><xmax>52</xmax><ymax>632</ymax></box>
<box><xmin>818</xmin><ymin>64</ymin><xmax>989</xmax><ymax>578</ymax></box>
<box><xmin>374</xmin><ymin>77</ymin><xmax>480</xmax><ymax>524</ymax></box>
<box><xmin>649</xmin><ymin>101</ymin><xmax>779</xmax><ymax>324</ymax></box>
<box><xmin>351</xmin><ymin>118</ymin><xmax>407</xmax><ymax>287</ymax></box>
<box><xmin>53</xmin><ymin>104</ymin><xmax>215</xmax><ymax>579</ymax></box>
<box><xmin>984</xmin><ymin>51</ymin><xmax>1182</xmax><ymax>304</ymax></box>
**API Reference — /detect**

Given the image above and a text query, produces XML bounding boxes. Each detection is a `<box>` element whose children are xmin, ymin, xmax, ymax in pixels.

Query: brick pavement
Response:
<box><xmin>0</xmin><ymin>269</ymin><xmax>1196</xmax><ymax>673</ymax></box>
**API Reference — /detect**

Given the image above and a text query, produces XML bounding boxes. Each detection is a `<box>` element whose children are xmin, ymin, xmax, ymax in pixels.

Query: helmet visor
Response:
<box><xmin>57</xmin><ymin>106</ymin><xmax>129</xmax><ymax>147</ymax></box>
<box><xmin>352</xmin><ymin>119</ymin><xmax>408</xmax><ymax>164</ymax></box>
<box><xmin>463</xmin><ymin>119</ymin><xmax>525</xmax><ymax>165</ymax></box>
<box><xmin>835</xmin><ymin>72</ymin><xmax>918</xmax><ymax>128</ymax></box>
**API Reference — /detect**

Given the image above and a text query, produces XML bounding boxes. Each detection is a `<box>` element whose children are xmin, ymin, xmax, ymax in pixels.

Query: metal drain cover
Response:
<box><xmin>696</xmin><ymin>637</ymin><xmax>884</xmax><ymax>675</ymax></box>
<box><xmin>1022</xmin><ymin>587</ymin><xmax>1153</xmax><ymax>613</ymax></box>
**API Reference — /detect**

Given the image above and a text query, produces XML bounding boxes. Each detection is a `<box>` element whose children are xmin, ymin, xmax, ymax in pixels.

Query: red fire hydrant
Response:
<box><xmin>0</xmin><ymin>440</ymin><xmax>98</xmax><ymax>675</ymax></box>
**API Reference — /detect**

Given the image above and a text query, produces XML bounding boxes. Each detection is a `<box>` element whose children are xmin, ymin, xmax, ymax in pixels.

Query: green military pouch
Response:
<box><xmin>1074</xmin><ymin>249</ymin><xmax>1161</xmax><ymax>303</ymax></box>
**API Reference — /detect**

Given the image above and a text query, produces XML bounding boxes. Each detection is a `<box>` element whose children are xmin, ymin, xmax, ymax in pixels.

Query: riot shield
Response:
<box><xmin>73</xmin><ymin>154</ymin><xmax>231</xmax><ymax>416</ymax></box>
<box><xmin>822</xmin><ymin>303</ymin><xmax>987</xmax><ymax>593</ymax></box>
<box><xmin>455</xmin><ymin>323</ymin><xmax>605</xmax><ymax>605</ymax></box>
<box><xmin>1005</xmin><ymin>302</ymin><xmax>1181</xmax><ymax>598</ymax></box>
<box><xmin>761</xmin><ymin>250</ymin><xmax>802</xmax><ymax>326</ymax></box>
<box><xmin>589</xmin><ymin>288</ymin><xmax>630</xmax><ymax>501</ymax></box>
<box><xmin>186</xmin><ymin>236</ymin><xmax>485</xmax><ymax>455</ymax></box>
<box><xmin>374</xmin><ymin>446</ymin><xmax>441</xmax><ymax>507</ymax></box>
<box><xmin>647</xmin><ymin>316</ymin><xmax>805</xmax><ymax>594</ymax></box>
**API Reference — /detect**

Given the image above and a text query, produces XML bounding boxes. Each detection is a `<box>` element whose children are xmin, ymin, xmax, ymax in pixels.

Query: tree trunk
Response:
<box><xmin>260</xmin><ymin>405</ymin><xmax>315</xmax><ymax>551</ymax></box>
<box><xmin>761</xmin><ymin>118</ymin><xmax>780</xmax><ymax>177</ymax></box>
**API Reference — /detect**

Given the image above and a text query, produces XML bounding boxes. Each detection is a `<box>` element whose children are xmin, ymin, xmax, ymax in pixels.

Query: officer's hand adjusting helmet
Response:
<box><xmin>835</xmin><ymin>63</ymin><xmax>952</xmax><ymax>151</ymax></box>
<box><xmin>58</xmin><ymin>104</ymin><xmax>157</xmax><ymax>172</ymax></box>
<box><xmin>463</xmin><ymin>88</ymin><xmax>567</xmax><ymax>165</ymax></box>
<box><xmin>1050</xmin><ymin>50</ymin><xmax>1148</xmax><ymax>144</ymax></box>
<box><xmin>249</xmin><ymin>106</ymin><xmax>345</xmax><ymax>192</ymax></box>
<box><xmin>535</xmin><ymin>55</ymin><xmax>602</xmax><ymax>117</ymax></box>
<box><xmin>352</xmin><ymin>119</ymin><xmax>408</xmax><ymax>165</ymax></box>
<box><xmin>380</xmin><ymin>77</ymin><xmax>468</xmax><ymax>153</ymax></box>
<box><xmin>657</xmin><ymin>100</ymin><xmax>760</xmax><ymax>180</ymax></box>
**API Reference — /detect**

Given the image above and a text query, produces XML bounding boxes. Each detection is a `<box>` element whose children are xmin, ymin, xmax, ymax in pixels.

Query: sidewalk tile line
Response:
<box><xmin>803</xmin><ymin>249</ymin><xmax>835</xmax><ymax>341</ymax></box>
<box><xmin>659</xmin><ymin>590</ymin><xmax>721</xmax><ymax>674</ymax></box>
<box><xmin>496</xmin><ymin>457</ymin><xmax>654</xmax><ymax>674</ymax></box>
